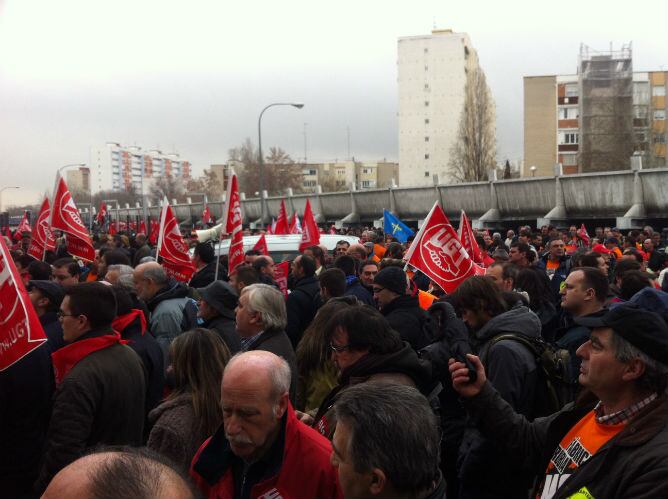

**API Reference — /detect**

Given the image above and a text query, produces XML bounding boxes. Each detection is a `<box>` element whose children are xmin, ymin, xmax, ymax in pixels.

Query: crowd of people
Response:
<box><xmin>3</xmin><ymin>221</ymin><xmax>668</xmax><ymax>499</ymax></box>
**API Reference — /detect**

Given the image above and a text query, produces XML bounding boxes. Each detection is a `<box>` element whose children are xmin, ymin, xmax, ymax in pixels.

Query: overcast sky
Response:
<box><xmin>0</xmin><ymin>0</ymin><xmax>666</xmax><ymax>206</ymax></box>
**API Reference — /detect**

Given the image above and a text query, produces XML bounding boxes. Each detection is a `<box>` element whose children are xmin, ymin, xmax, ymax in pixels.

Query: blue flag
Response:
<box><xmin>383</xmin><ymin>210</ymin><xmax>414</xmax><ymax>243</ymax></box>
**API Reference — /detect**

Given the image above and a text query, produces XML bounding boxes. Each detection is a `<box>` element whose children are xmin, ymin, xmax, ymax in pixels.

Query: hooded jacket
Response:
<box><xmin>147</xmin><ymin>280</ymin><xmax>198</xmax><ymax>356</ymax></box>
<box><xmin>458</xmin><ymin>304</ymin><xmax>542</xmax><ymax>499</ymax></box>
<box><xmin>312</xmin><ymin>342</ymin><xmax>432</xmax><ymax>440</ymax></box>
<box><xmin>343</xmin><ymin>276</ymin><xmax>375</xmax><ymax>306</ymax></box>
<box><xmin>286</xmin><ymin>275</ymin><xmax>320</xmax><ymax>347</ymax></box>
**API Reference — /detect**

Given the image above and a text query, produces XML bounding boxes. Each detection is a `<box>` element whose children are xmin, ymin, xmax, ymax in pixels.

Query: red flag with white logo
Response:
<box><xmin>202</xmin><ymin>205</ymin><xmax>212</xmax><ymax>225</ymax></box>
<box><xmin>97</xmin><ymin>202</ymin><xmax>107</xmax><ymax>225</ymax></box>
<box><xmin>274</xmin><ymin>200</ymin><xmax>289</xmax><ymax>235</ymax></box>
<box><xmin>274</xmin><ymin>261</ymin><xmax>290</xmax><ymax>298</ymax></box>
<box><xmin>252</xmin><ymin>234</ymin><xmax>269</xmax><ymax>256</ymax></box>
<box><xmin>0</xmin><ymin>236</ymin><xmax>48</xmax><ymax>371</ymax></box>
<box><xmin>222</xmin><ymin>174</ymin><xmax>244</xmax><ymax>276</ymax></box>
<box><xmin>157</xmin><ymin>200</ymin><xmax>195</xmax><ymax>282</ymax></box>
<box><xmin>13</xmin><ymin>211</ymin><xmax>32</xmax><ymax>241</ymax></box>
<box><xmin>28</xmin><ymin>197</ymin><xmax>56</xmax><ymax>260</ymax></box>
<box><xmin>404</xmin><ymin>202</ymin><xmax>483</xmax><ymax>294</ymax></box>
<box><xmin>50</xmin><ymin>175</ymin><xmax>95</xmax><ymax>262</ymax></box>
<box><xmin>299</xmin><ymin>199</ymin><xmax>320</xmax><ymax>252</ymax></box>
<box><xmin>458</xmin><ymin>210</ymin><xmax>484</xmax><ymax>266</ymax></box>
<box><xmin>149</xmin><ymin>218</ymin><xmax>159</xmax><ymax>245</ymax></box>
<box><xmin>577</xmin><ymin>223</ymin><xmax>590</xmax><ymax>247</ymax></box>
<box><xmin>289</xmin><ymin>212</ymin><xmax>302</xmax><ymax>234</ymax></box>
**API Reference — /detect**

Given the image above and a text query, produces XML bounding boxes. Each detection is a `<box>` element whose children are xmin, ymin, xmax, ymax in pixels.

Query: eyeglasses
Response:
<box><xmin>57</xmin><ymin>310</ymin><xmax>78</xmax><ymax>319</ymax></box>
<box><xmin>372</xmin><ymin>287</ymin><xmax>385</xmax><ymax>294</ymax></box>
<box><xmin>329</xmin><ymin>342</ymin><xmax>351</xmax><ymax>353</ymax></box>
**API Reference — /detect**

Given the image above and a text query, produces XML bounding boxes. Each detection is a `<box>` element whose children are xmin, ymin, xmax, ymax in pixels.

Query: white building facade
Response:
<box><xmin>398</xmin><ymin>29</ymin><xmax>488</xmax><ymax>186</ymax></box>
<box><xmin>90</xmin><ymin>143</ymin><xmax>191</xmax><ymax>193</ymax></box>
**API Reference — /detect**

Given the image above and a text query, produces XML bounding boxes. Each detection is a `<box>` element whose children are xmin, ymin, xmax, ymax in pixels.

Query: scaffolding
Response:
<box><xmin>578</xmin><ymin>43</ymin><xmax>634</xmax><ymax>172</ymax></box>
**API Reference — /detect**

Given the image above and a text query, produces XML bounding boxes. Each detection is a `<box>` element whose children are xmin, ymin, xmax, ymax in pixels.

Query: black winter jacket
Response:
<box><xmin>381</xmin><ymin>294</ymin><xmax>431</xmax><ymax>350</ymax></box>
<box><xmin>286</xmin><ymin>275</ymin><xmax>320</xmax><ymax>347</ymax></box>
<box><xmin>35</xmin><ymin>327</ymin><xmax>146</xmax><ymax>493</ymax></box>
<box><xmin>343</xmin><ymin>276</ymin><xmax>375</xmax><ymax>306</ymax></box>
<box><xmin>464</xmin><ymin>382</ymin><xmax>668</xmax><ymax>499</ymax></box>
<box><xmin>246</xmin><ymin>328</ymin><xmax>298</xmax><ymax>404</ymax></box>
<box><xmin>189</xmin><ymin>261</ymin><xmax>219</xmax><ymax>289</ymax></box>
<box><xmin>41</xmin><ymin>311</ymin><xmax>66</xmax><ymax>353</ymax></box>
<box><xmin>202</xmin><ymin>315</ymin><xmax>241</xmax><ymax>354</ymax></box>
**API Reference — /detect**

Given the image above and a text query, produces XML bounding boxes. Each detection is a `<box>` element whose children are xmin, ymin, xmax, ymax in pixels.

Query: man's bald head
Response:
<box><xmin>42</xmin><ymin>448</ymin><xmax>195</xmax><ymax>499</ymax></box>
<box><xmin>223</xmin><ymin>350</ymin><xmax>291</xmax><ymax>402</ymax></box>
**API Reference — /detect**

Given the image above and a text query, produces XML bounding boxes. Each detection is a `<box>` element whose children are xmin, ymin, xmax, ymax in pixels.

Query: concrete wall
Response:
<box><xmin>524</xmin><ymin>76</ymin><xmax>557</xmax><ymax>177</ymax></box>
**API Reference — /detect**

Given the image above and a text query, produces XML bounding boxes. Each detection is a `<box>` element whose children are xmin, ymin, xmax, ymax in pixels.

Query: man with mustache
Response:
<box><xmin>190</xmin><ymin>350</ymin><xmax>342</xmax><ymax>499</ymax></box>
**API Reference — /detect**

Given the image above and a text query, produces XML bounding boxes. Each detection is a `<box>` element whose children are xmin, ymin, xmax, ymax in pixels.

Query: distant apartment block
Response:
<box><xmin>524</xmin><ymin>44</ymin><xmax>667</xmax><ymax>177</ymax></box>
<box><xmin>398</xmin><ymin>29</ymin><xmax>494</xmax><ymax>186</ymax></box>
<box><xmin>90</xmin><ymin>143</ymin><xmax>192</xmax><ymax>193</ymax></box>
<box><xmin>299</xmin><ymin>160</ymin><xmax>399</xmax><ymax>193</ymax></box>
<box><xmin>66</xmin><ymin>166</ymin><xmax>91</xmax><ymax>193</ymax></box>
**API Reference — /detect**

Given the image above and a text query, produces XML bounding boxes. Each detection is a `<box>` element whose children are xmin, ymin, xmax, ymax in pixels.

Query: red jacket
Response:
<box><xmin>190</xmin><ymin>403</ymin><xmax>342</xmax><ymax>499</ymax></box>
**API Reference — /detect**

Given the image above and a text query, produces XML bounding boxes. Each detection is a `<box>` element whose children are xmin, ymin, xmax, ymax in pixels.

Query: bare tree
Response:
<box><xmin>149</xmin><ymin>176</ymin><xmax>185</xmax><ymax>204</ymax></box>
<box><xmin>448</xmin><ymin>68</ymin><xmax>497</xmax><ymax>182</ymax></box>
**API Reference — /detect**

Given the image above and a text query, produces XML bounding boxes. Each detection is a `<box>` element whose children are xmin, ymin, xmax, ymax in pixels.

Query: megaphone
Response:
<box><xmin>195</xmin><ymin>223</ymin><xmax>224</xmax><ymax>243</ymax></box>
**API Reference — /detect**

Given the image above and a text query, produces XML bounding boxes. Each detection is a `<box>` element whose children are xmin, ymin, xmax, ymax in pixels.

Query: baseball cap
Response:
<box><xmin>28</xmin><ymin>280</ymin><xmax>65</xmax><ymax>306</ymax></box>
<box><xmin>591</xmin><ymin>243</ymin><xmax>611</xmax><ymax>255</ymax></box>
<box><xmin>575</xmin><ymin>304</ymin><xmax>668</xmax><ymax>364</ymax></box>
<box><xmin>197</xmin><ymin>281</ymin><xmax>238</xmax><ymax>320</ymax></box>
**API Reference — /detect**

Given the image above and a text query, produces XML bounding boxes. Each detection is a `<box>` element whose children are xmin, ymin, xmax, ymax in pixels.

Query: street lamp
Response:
<box><xmin>530</xmin><ymin>166</ymin><xmax>537</xmax><ymax>177</ymax></box>
<box><xmin>257</xmin><ymin>102</ymin><xmax>304</xmax><ymax>227</ymax></box>
<box><xmin>0</xmin><ymin>186</ymin><xmax>20</xmax><ymax>213</ymax></box>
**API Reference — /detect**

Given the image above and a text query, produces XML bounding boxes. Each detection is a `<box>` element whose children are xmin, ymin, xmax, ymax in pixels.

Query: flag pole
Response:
<box><xmin>216</xmin><ymin>169</ymin><xmax>235</xmax><ymax>281</ymax></box>
<box><xmin>403</xmin><ymin>201</ymin><xmax>438</xmax><ymax>270</ymax></box>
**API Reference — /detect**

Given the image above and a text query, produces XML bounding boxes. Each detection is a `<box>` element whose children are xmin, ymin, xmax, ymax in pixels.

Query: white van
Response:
<box><xmin>196</xmin><ymin>234</ymin><xmax>360</xmax><ymax>263</ymax></box>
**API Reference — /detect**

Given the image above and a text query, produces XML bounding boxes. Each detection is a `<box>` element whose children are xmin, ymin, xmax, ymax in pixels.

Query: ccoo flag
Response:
<box><xmin>383</xmin><ymin>210</ymin><xmax>414</xmax><ymax>243</ymax></box>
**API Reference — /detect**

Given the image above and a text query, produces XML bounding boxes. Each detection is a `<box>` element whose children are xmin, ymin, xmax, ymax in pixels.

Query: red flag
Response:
<box><xmin>202</xmin><ymin>205</ymin><xmax>212</xmax><ymax>225</ymax></box>
<box><xmin>157</xmin><ymin>201</ymin><xmax>195</xmax><ymax>282</ymax></box>
<box><xmin>222</xmin><ymin>174</ymin><xmax>244</xmax><ymax>275</ymax></box>
<box><xmin>0</xmin><ymin>236</ymin><xmax>48</xmax><ymax>371</ymax></box>
<box><xmin>96</xmin><ymin>202</ymin><xmax>107</xmax><ymax>225</ymax></box>
<box><xmin>299</xmin><ymin>199</ymin><xmax>320</xmax><ymax>252</ymax></box>
<box><xmin>274</xmin><ymin>200</ymin><xmax>289</xmax><ymax>235</ymax></box>
<box><xmin>108</xmin><ymin>222</ymin><xmax>117</xmax><ymax>236</ymax></box>
<box><xmin>458</xmin><ymin>210</ymin><xmax>484</xmax><ymax>266</ymax></box>
<box><xmin>266</xmin><ymin>219</ymin><xmax>275</xmax><ymax>235</ymax></box>
<box><xmin>274</xmin><ymin>261</ymin><xmax>290</xmax><ymax>298</ymax></box>
<box><xmin>13</xmin><ymin>211</ymin><xmax>32</xmax><ymax>241</ymax></box>
<box><xmin>138</xmin><ymin>219</ymin><xmax>147</xmax><ymax>235</ymax></box>
<box><xmin>289</xmin><ymin>212</ymin><xmax>302</xmax><ymax>234</ymax></box>
<box><xmin>50</xmin><ymin>176</ymin><xmax>95</xmax><ymax>262</ymax></box>
<box><xmin>28</xmin><ymin>197</ymin><xmax>56</xmax><ymax>260</ymax></box>
<box><xmin>577</xmin><ymin>223</ymin><xmax>590</xmax><ymax>246</ymax></box>
<box><xmin>329</xmin><ymin>225</ymin><xmax>337</xmax><ymax>235</ymax></box>
<box><xmin>149</xmin><ymin>219</ymin><xmax>159</xmax><ymax>245</ymax></box>
<box><xmin>252</xmin><ymin>234</ymin><xmax>269</xmax><ymax>256</ymax></box>
<box><xmin>404</xmin><ymin>202</ymin><xmax>483</xmax><ymax>294</ymax></box>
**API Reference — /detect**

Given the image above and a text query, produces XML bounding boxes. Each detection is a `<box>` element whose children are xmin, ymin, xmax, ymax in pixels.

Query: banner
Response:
<box><xmin>404</xmin><ymin>202</ymin><xmax>483</xmax><ymax>294</ymax></box>
<box><xmin>27</xmin><ymin>197</ymin><xmax>56</xmax><ymax>260</ymax></box>
<box><xmin>156</xmin><ymin>200</ymin><xmax>195</xmax><ymax>282</ymax></box>
<box><xmin>383</xmin><ymin>209</ymin><xmax>413</xmax><ymax>243</ymax></box>
<box><xmin>289</xmin><ymin>212</ymin><xmax>302</xmax><ymax>234</ymax></box>
<box><xmin>299</xmin><ymin>199</ymin><xmax>320</xmax><ymax>252</ymax></box>
<box><xmin>274</xmin><ymin>200</ymin><xmax>289</xmax><ymax>235</ymax></box>
<box><xmin>149</xmin><ymin>218</ymin><xmax>159</xmax><ymax>245</ymax></box>
<box><xmin>252</xmin><ymin>234</ymin><xmax>269</xmax><ymax>256</ymax></box>
<box><xmin>221</xmin><ymin>173</ymin><xmax>244</xmax><ymax>276</ymax></box>
<box><xmin>50</xmin><ymin>175</ymin><xmax>95</xmax><ymax>261</ymax></box>
<box><xmin>274</xmin><ymin>261</ymin><xmax>290</xmax><ymax>298</ymax></box>
<box><xmin>0</xmin><ymin>236</ymin><xmax>48</xmax><ymax>371</ymax></box>
<box><xmin>97</xmin><ymin>202</ymin><xmax>107</xmax><ymax>225</ymax></box>
<box><xmin>13</xmin><ymin>211</ymin><xmax>32</xmax><ymax>241</ymax></box>
<box><xmin>458</xmin><ymin>210</ymin><xmax>484</xmax><ymax>266</ymax></box>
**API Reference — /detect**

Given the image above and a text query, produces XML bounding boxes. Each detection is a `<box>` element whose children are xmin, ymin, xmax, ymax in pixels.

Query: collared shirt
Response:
<box><xmin>594</xmin><ymin>392</ymin><xmax>658</xmax><ymax>425</ymax></box>
<box><xmin>240</xmin><ymin>331</ymin><xmax>264</xmax><ymax>351</ymax></box>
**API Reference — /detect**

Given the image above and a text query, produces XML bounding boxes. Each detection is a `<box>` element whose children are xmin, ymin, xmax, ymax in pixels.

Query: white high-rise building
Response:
<box><xmin>398</xmin><ymin>29</ymin><xmax>490</xmax><ymax>186</ymax></box>
<box><xmin>89</xmin><ymin>143</ymin><xmax>192</xmax><ymax>193</ymax></box>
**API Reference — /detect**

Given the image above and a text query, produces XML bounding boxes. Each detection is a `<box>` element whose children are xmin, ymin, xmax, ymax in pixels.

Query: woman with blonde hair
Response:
<box><xmin>147</xmin><ymin>328</ymin><xmax>230</xmax><ymax>470</ymax></box>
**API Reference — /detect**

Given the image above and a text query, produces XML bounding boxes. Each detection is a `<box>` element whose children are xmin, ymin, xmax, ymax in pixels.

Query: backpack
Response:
<box><xmin>485</xmin><ymin>333</ymin><xmax>574</xmax><ymax>418</ymax></box>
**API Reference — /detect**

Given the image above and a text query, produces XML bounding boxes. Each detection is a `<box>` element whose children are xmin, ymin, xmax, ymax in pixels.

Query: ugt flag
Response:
<box><xmin>27</xmin><ymin>197</ymin><xmax>56</xmax><ymax>260</ymax></box>
<box><xmin>157</xmin><ymin>199</ymin><xmax>195</xmax><ymax>282</ymax></box>
<box><xmin>404</xmin><ymin>202</ymin><xmax>483</xmax><ymax>294</ymax></box>
<box><xmin>383</xmin><ymin>210</ymin><xmax>414</xmax><ymax>243</ymax></box>
<box><xmin>50</xmin><ymin>175</ymin><xmax>95</xmax><ymax>262</ymax></box>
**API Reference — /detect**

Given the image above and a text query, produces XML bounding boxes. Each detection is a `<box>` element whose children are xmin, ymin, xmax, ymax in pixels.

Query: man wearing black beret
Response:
<box><xmin>450</xmin><ymin>303</ymin><xmax>668</xmax><ymax>499</ymax></box>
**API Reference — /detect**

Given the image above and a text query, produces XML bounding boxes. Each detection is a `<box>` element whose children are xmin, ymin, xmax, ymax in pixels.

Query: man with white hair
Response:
<box><xmin>104</xmin><ymin>264</ymin><xmax>134</xmax><ymax>287</ymax></box>
<box><xmin>190</xmin><ymin>351</ymin><xmax>341</xmax><ymax>499</ymax></box>
<box><xmin>235</xmin><ymin>283</ymin><xmax>298</xmax><ymax>402</ymax></box>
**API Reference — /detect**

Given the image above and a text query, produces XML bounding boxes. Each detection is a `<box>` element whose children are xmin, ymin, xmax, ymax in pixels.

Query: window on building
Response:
<box><xmin>652</xmin><ymin>86</ymin><xmax>666</xmax><ymax>97</ymax></box>
<box><xmin>654</xmin><ymin>110</ymin><xmax>666</xmax><ymax>121</ymax></box>
<box><xmin>424</xmin><ymin>83</ymin><xmax>429</xmax><ymax>90</ymax></box>
<box><xmin>655</xmin><ymin>134</ymin><xmax>667</xmax><ymax>144</ymax></box>
<box><xmin>424</xmin><ymin>65</ymin><xmax>428</xmax><ymax>71</ymax></box>
<box><xmin>424</xmin><ymin>47</ymin><xmax>428</xmax><ymax>54</ymax></box>
<box><xmin>362</xmin><ymin>180</ymin><xmax>371</xmax><ymax>188</ymax></box>
<box><xmin>424</xmin><ymin>101</ymin><xmax>429</xmax><ymax>107</ymax></box>
<box><xmin>562</xmin><ymin>154</ymin><xmax>577</xmax><ymax>166</ymax></box>
<box><xmin>565</xmin><ymin>84</ymin><xmax>578</xmax><ymax>97</ymax></box>
<box><xmin>634</xmin><ymin>82</ymin><xmax>650</xmax><ymax>105</ymax></box>
<box><xmin>558</xmin><ymin>107</ymin><xmax>578</xmax><ymax>120</ymax></box>
<box><xmin>424</xmin><ymin>153</ymin><xmax>430</xmax><ymax>159</ymax></box>
<box><xmin>558</xmin><ymin>132</ymin><xmax>579</xmax><ymax>144</ymax></box>
<box><xmin>425</xmin><ymin>118</ymin><xmax>430</xmax><ymax>124</ymax></box>
<box><xmin>425</xmin><ymin>136</ymin><xmax>429</xmax><ymax>142</ymax></box>
<box><xmin>424</xmin><ymin>171</ymin><xmax>430</xmax><ymax>177</ymax></box>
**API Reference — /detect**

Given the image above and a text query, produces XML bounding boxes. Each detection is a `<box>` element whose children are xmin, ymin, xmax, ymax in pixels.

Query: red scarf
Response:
<box><xmin>52</xmin><ymin>332</ymin><xmax>123</xmax><ymax>386</ymax></box>
<box><xmin>111</xmin><ymin>309</ymin><xmax>147</xmax><ymax>337</ymax></box>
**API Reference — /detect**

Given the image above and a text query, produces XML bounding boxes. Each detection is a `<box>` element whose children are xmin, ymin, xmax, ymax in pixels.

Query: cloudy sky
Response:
<box><xmin>0</xmin><ymin>0</ymin><xmax>666</xmax><ymax>206</ymax></box>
